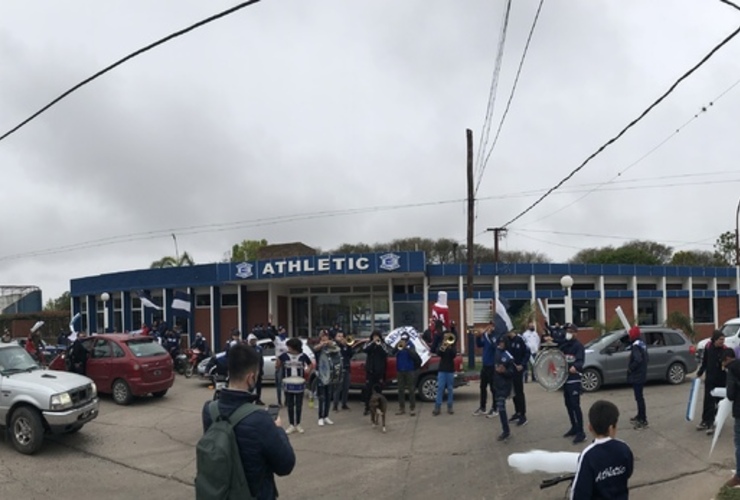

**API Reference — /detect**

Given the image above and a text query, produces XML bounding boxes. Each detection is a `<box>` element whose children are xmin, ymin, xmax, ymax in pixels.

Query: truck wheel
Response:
<box><xmin>417</xmin><ymin>375</ymin><xmax>438</xmax><ymax>403</ymax></box>
<box><xmin>112</xmin><ymin>379</ymin><xmax>133</xmax><ymax>405</ymax></box>
<box><xmin>10</xmin><ymin>407</ymin><xmax>45</xmax><ymax>455</ymax></box>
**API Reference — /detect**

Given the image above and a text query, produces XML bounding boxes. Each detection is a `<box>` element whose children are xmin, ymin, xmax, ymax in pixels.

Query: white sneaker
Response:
<box><xmin>318</xmin><ymin>418</ymin><xmax>325</xmax><ymax>426</ymax></box>
<box><xmin>324</xmin><ymin>417</ymin><xmax>334</xmax><ymax>425</ymax></box>
<box><xmin>285</xmin><ymin>425</ymin><xmax>296</xmax><ymax>435</ymax></box>
<box><xmin>472</xmin><ymin>408</ymin><xmax>484</xmax><ymax>416</ymax></box>
<box><xmin>296</xmin><ymin>425</ymin><xmax>305</xmax><ymax>434</ymax></box>
<box><xmin>486</xmin><ymin>409</ymin><xmax>499</xmax><ymax>418</ymax></box>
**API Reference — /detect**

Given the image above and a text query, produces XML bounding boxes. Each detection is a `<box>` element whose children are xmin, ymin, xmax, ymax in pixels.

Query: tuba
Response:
<box><xmin>439</xmin><ymin>333</ymin><xmax>456</xmax><ymax>352</ymax></box>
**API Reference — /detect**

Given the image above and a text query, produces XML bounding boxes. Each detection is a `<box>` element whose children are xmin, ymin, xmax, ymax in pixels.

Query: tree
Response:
<box><xmin>150</xmin><ymin>251</ymin><xmax>195</xmax><ymax>269</ymax></box>
<box><xmin>228</xmin><ymin>239</ymin><xmax>268</xmax><ymax>262</ymax></box>
<box><xmin>569</xmin><ymin>240</ymin><xmax>672</xmax><ymax>265</ymax></box>
<box><xmin>669</xmin><ymin>250</ymin><xmax>723</xmax><ymax>267</ymax></box>
<box><xmin>44</xmin><ymin>291</ymin><xmax>71</xmax><ymax>311</ymax></box>
<box><xmin>714</xmin><ymin>230</ymin><xmax>735</xmax><ymax>266</ymax></box>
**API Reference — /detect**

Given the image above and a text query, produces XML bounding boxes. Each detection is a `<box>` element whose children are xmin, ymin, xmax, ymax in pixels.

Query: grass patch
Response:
<box><xmin>717</xmin><ymin>486</ymin><xmax>740</xmax><ymax>500</ymax></box>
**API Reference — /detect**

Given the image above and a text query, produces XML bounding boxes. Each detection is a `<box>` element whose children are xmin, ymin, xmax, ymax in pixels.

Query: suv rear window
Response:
<box><xmin>126</xmin><ymin>339</ymin><xmax>167</xmax><ymax>358</ymax></box>
<box><xmin>722</xmin><ymin>323</ymin><xmax>740</xmax><ymax>338</ymax></box>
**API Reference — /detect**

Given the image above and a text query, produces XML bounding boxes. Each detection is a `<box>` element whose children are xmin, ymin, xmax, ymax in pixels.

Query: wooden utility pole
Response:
<box><xmin>486</xmin><ymin>227</ymin><xmax>507</xmax><ymax>263</ymax></box>
<box><xmin>466</xmin><ymin>129</ymin><xmax>474</xmax><ymax>306</ymax></box>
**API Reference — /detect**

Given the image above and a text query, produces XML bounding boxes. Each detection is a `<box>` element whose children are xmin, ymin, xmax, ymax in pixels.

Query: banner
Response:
<box><xmin>385</xmin><ymin>326</ymin><xmax>431</xmax><ymax>366</ymax></box>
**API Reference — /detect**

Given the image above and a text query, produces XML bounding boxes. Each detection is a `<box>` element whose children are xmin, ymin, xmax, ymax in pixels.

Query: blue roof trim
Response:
<box><xmin>667</xmin><ymin>290</ymin><xmax>690</xmax><ymax>298</ymax></box>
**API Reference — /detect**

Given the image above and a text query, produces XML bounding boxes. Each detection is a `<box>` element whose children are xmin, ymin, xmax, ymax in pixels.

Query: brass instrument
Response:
<box><xmin>345</xmin><ymin>335</ymin><xmax>356</xmax><ymax>347</ymax></box>
<box><xmin>397</xmin><ymin>339</ymin><xmax>408</xmax><ymax>350</ymax></box>
<box><xmin>439</xmin><ymin>333</ymin><xmax>456</xmax><ymax>352</ymax></box>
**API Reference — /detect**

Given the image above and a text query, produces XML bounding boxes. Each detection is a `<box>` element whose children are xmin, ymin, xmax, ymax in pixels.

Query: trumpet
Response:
<box><xmin>397</xmin><ymin>339</ymin><xmax>408</xmax><ymax>350</ymax></box>
<box><xmin>439</xmin><ymin>333</ymin><xmax>456</xmax><ymax>352</ymax></box>
<box><xmin>345</xmin><ymin>335</ymin><xmax>356</xmax><ymax>347</ymax></box>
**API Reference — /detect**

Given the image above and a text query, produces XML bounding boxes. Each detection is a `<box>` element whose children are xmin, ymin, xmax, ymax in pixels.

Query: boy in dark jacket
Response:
<box><xmin>548</xmin><ymin>323</ymin><xmax>586</xmax><ymax>444</ymax></box>
<box><xmin>363</xmin><ymin>330</ymin><xmax>388</xmax><ymax>416</ymax></box>
<box><xmin>202</xmin><ymin>343</ymin><xmax>295</xmax><ymax>499</ymax></box>
<box><xmin>627</xmin><ymin>326</ymin><xmax>649</xmax><ymax>429</ymax></box>
<box><xmin>493</xmin><ymin>335</ymin><xmax>515</xmax><ymax>441</ymax></box>
<box><xmin>474</xmin><ymin>324</ymin><xmax>498</xmax><ymax>417</ymax></box>
<box><xmin>697</xmin><ymin>330</ymin><xmax>727</xmax><ymax>434</ymax></box>
<box><xmin>572</xmin><ymin>400</ymin><xmax>633</xmax><ymax>500</ymax></box>
<box><xmin>395</xmin><ymin>333</ymin><xmax>418</xmax><ymax>416</ymax></box>
<box><xmin>723</xmin><ymin>349</ymin><xmax>740</xmax><ymax>488</ymax></box>
<box><xmin>505</xmin><ymin>329</ymin><xmax>530</xmax><ymax>426</ymax></box>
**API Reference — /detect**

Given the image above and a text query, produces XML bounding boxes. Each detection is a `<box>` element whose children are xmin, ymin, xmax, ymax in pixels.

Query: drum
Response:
<box><xmin>533</xmin><ymin>348</ymin><xmax>568</xmax><ymax>392</ymax></box>
<box><xmin>283</xmin><ymin>376</ymin><xmax>306</xmax><ymax>394</ymax></box>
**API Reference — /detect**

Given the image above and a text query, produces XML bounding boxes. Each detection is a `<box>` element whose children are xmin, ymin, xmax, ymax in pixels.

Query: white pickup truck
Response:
<box><xmin>0</xmin><ymin>341</ymin><xmax>99</xmax><ymax>454</ymax></box>
<box><xmin>696</xmin><ymin>317</ymin><xmax>740</xmax><ymax>362</ymax></box>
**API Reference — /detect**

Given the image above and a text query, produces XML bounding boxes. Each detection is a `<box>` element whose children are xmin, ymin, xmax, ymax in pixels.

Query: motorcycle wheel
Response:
<box><xmin>185</xmin><ymin>364</ymin><xmax>194</xmax><ymax>378</ymax></box>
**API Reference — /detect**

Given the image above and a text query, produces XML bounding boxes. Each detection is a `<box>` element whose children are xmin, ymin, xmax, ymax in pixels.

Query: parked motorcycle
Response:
<box><xmin>173</xmin><ymin>351</ymin><xmax>189</xmax><ymax>376</ymax></box>
<box><xmin>185</xmin><ymin>348</ymin><xmax>202</xmax><ymax>379</ymax></box>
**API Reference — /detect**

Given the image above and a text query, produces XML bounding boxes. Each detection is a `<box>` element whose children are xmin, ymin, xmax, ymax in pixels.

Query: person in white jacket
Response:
<box><xmin>521</xmin><ymin>322</ymin><xmax>541</xmax><ymax>383</ymax></box>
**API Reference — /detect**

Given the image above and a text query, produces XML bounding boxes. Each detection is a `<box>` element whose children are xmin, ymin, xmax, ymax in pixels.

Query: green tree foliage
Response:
<box><xmin>150</xmin><ymin>251</ymin><xmax>195</xmax><ymax>269</ymax></box>
<box><xmin>569</xmin><ymin>240</ymin><xmax>672</xmax><ymax>265</ymax></box>
<box><xmin>665</xmin><ymin>311</ymin><xmax>696</xmax><ymax>341</ymax></box>
<box><xmin>228</xmin><ymin>239</ymin><xmax>268</xmax><ymax>262</ymax></box>
<box><xmin>669</xmin><ymin>250</ymin><xmax>724</xmax><ymax>267</ymax></box>
<box><xmin>44</xmin><ymin>291</ymin><xmax>71</xmax><ymax>311</ymax></box>
<box><xmin>714</xmin><ymin>230</ymin><xmax>735</xmax><ymax>266</ymax></box>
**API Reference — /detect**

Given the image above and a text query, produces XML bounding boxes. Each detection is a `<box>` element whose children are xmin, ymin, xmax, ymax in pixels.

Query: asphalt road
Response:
<box><xmin>0</xmin><ymin>374</ymin><xmax>735</xmax><ymax>500</ymax></box>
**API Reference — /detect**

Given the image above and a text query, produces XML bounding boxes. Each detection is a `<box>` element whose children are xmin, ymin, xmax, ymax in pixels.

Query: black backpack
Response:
<box><xmin>195</xmin><ymin>401</ymin><xmax>261</xmax><ymax>500</ymax></box>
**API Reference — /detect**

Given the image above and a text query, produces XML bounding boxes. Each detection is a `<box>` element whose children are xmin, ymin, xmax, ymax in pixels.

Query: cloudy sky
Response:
<box><xmin>2</xmin><ymin>0</ymin><xmax>740</xmax><ymax>302</ymax></box>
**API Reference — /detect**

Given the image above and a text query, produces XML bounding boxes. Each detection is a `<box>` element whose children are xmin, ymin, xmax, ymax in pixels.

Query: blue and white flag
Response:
<box><xmin>172</xmin><ymin>291</ymin><xmax>191</xmax><ymax>317</ymax></box>
<box><xmin>136</xmin><ymin>290</ymin><xmax>162</xmax><ymax>311</ymax></box>
<box><xmin>492</xmin><ymin>298</ymin><xmax>514</xmax><ymax>339</ymax></box>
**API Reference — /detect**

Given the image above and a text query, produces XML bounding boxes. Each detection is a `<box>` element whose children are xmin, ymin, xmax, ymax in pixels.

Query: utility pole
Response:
<box><xmin>466</xmin><ymin>129</ymin><xmax>475</xmax><ymax>369</ymax></box>
<box><xmin>486</xmin><ymin>227</ymin><xmax>507</xmax><ymax>263</ymax></box>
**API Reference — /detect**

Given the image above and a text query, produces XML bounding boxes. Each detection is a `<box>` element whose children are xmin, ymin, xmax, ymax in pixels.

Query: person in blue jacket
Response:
<box><xmin>473</xmin><ymin>323</ymin><xmax>499</xmax><ymax>418</ymax></box>
<box><xmin>571</xmin><ymin>400</ymin><xmax>633</xmax><ymax>500</ymax></box>
<box><xmin>627</xmin><ymin>325</ymin><xmax>649</xmax><ymax>429</ymax></box>
<box><xmin>547</xmin><ymin>323</ymin><xmax>586</xmax><ymax>444</ymax></box>
<box><xmin>505</xmin><ymin>329</ymin><xmax>531</xmax><ymax>427</ymax></box>
<box><xmin>493</xmin><ymin>335</ymin><xmax>515</xmax><ymax>441</ymax></box>
<box><xmin>202</xmin><ymin>343</ymin><xmax>295</xmax><ymax>499</ymax></box>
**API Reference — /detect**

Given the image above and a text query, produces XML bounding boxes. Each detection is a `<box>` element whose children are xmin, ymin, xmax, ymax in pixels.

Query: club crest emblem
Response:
<box><xmin>235</xmin><ymin>262</ymin><xmax>254</xmax><ymax>279</ymax></box>
<box><xmin>379</xmin><ymin>253</ymin><xmax>401</xmax><ymax>271</ymax></box>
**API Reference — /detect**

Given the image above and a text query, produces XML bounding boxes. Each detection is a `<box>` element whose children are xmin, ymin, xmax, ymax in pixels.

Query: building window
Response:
<box><xmin>132</xmin><ymin>297</ymin><xmax>141</xmax><ymax>308</ymax></box>
<box><xmin>637</xmin><ymin>299</ymin><xmax>658</xmax><ymax>325</ymax></box>
<box><xmin>572</xmin><ymin>300</ymin><xmax>597</xmax><ymax>328</ymax></box>
<box><xmin>393</xmin><ymin>302</ymin><xmax>423</xmax><ymax>331</ymax></box>
<box><xmin>693</xmin><ymin>298</ymin><xmax>714</xmax><ymax>324</ymax></box>
<box><xmin>572</xmin><ymin>284</ymin><xmax>596</xmax><ymax>291</ymax></box>
<box><xmin>692</xmin><ymin>283</ymin><xmax>708</xmax><ymax>290</ymax></box>
<box><xmin>604</xmin><ymin>283</ymin><xmax>628</xmax><ymax>290</ymax></box>
<box><xmin>637</xmin><ymin>284</ymin><xmax>657</xmax><ymax>290</ymax></box>
<box><xmin>499</xmin><ymin>283</ymin><xmax>528</xmax><ymax>291</ymax></box>
<box><xmin>196</xmin><ymin>294</ymin><xmax>211</xmax><ymax>307</ymax></box>
<box><xmin>666</xmin><ymin>283</ymin><xmax>684</xmax><ymax>290</ymax></box>
<box><xmin>221</xmin><ymin>294</ymin><xmax>238</xmax><ymax>307</ymax></box>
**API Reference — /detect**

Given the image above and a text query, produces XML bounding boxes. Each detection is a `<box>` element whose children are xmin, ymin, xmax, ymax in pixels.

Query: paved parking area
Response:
<box><xmin>0</xmin><ymin>375</ymin><xmax>735</xmax><ymax>499</ymax></box>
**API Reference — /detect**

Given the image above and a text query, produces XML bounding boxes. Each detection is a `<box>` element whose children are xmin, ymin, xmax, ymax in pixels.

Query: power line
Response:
<box><xmin>475</xmin><ymin>0</ymin><xmax>545</xmax><ymax>195</ymax></box>
<box><xmin>515</xmin><ymin>228</ymin><xmax>715</xmax><ymax>247</ymax></box>
<box><xmin>720</xmin><ymin>0</ymin><xmax>740</xmax><ymax>12</ymax></box>
<box><xmin>0</xmin><ymin>0</ymin><xmax>263</xmax><ymax>144</ymax></box>
<box><xmin>521</xmin><ymin>76</ymin><xmax>740</xmax><ymax>225</ymax></box>
<box><xmin>474</xmin><ymin>0</ymin><xmax>513</xmax><ymax>179</ymax></box>
<box><xmin>501</xmin><ymin>23</ymin><xmax>740</xmax><ymax>228</ymax></box>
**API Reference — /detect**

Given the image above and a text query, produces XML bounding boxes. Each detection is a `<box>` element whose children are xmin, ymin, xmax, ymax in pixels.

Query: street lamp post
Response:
<box><xmin>101</xmin><ymin>292</ymin><xmax>110</xmax><ymax>333</ymax></box>
<box><xmin>561</xmin><ymin>275</ymin><xmax>574</xmax><ymax>325</ymax></box>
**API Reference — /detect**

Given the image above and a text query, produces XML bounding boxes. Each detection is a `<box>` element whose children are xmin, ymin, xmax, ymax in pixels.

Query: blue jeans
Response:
<box><xmin>735</xmin><ymin>418</ymin><xmax>740</xmax><ymax>478</ymax></box>
<box><xmin>633</xmin><ymin>382</ymin><xmax>646</xmax><ymax>421</ymax></box>
<box><xmin>435</xmin><ymin>372</ymin><xmax>454</xmax><ymax>408</ymax></box>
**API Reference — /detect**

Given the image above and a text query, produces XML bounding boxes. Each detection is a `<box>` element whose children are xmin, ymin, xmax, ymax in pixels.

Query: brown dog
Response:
<box><xmin>368</xmin><ymin>385</ymin><xmax>388</xmax><ymax>433</ymax></box>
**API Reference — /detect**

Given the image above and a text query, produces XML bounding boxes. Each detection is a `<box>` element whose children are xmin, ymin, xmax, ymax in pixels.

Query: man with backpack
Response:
<box><xmin>198</xmin><ymin>343</ymin><xmax>295</xmax><ymax>499</ymax></box>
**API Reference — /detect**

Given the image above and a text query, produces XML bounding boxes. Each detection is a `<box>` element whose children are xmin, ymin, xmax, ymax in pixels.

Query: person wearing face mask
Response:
<box><xmin>201</xmin><ymin>343</ymin><xmax>295</xmax><ymax>499</ymax></box>
<box><xmin>547</xmin><ymin>323</ymin><xmax>586</xmax><ymax>444</ymax></box>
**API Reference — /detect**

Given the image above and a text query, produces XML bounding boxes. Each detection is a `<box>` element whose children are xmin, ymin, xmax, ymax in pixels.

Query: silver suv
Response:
<box><xmin>580</xmin><ymin>327</ymin><xmax>698</xmax><ymax>392</ymax></box>
<box><xmin>0</xmin><ymin>342</ymin><xmax>99</xmax><ymax>454</ymax></box>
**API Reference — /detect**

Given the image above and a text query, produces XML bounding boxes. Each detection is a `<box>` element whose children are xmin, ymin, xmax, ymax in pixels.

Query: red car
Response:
<box><xmin>309</xmin><ymin>338</ymin><xmax>467</xmax><ymax>402</ymax></box>
<box><xmin>49</xmin><ymin>334</ymin><xmax>174</xmax><ymax>405</ymax></box>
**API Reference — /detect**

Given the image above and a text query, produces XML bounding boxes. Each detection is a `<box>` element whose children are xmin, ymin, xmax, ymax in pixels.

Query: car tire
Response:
<box><xmin>667</xmin><ymin>362</ymin><xmax>686</xmax><ymax>385</ymax></box>
<box><xmin>152</xmin><ymin>390</ymin><xmax>168</xmax><ymax>398</ymax></box>
<box><xmin>580</xmin><ymin>368</ymin><xmax>602</xmax><ymax>392</ymax></box>
<box><xmin>417</xmin><ymin>374</ymin><xmax>438</xmax><ymax>402</ymax></box>
<box><xmin>112</xmin><ymin>379</ymin><xmax>133</xmax><ymax>405</ymax></box>
<box><xmin>10</xmin><ymin>406</ymin><xmax>45</xmax><ymax>455</ymax></box>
